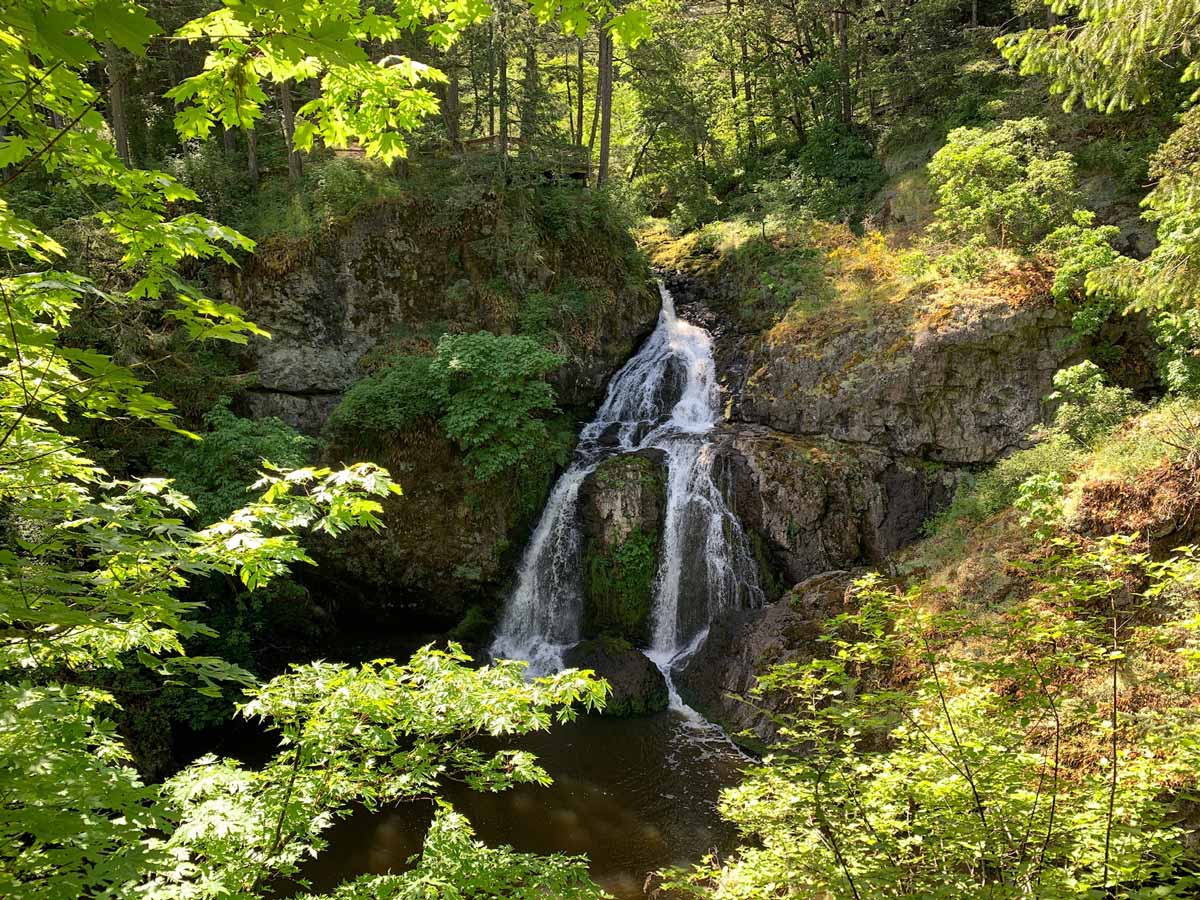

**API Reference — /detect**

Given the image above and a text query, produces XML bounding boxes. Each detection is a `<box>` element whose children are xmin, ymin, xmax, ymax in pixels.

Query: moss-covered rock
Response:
<box><xmin>578</xmin><ymin>451</ymin><xmax>667</xmax><ymax>644</ymax></box>
<box><xmin>219</xmin><ymin>185</ymin><xmax>659</xmax><ymax>620</ymax></box>
<box><xmin>563</xmin><ymin>638</ymin><xmax>670</xmax><ymax>717</ymax></box>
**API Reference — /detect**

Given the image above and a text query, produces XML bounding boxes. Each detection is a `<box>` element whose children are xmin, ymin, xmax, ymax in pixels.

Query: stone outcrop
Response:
<box><xmin>578</xmin><ymin>451</ymin><xmax>667</xmax><ymax>644</ymax></box>
<box><xmin>222</xmin><ymin>195</ymin><xmax>659</xmax><ymax>620</ymax></box>
<box><xmin>657</xmin><ymin>265</ymin><xmax>1087</xmax><ymax>748</ymax></box>
<box><xmin>666</xmin><ymin>270</ymin><xmax>1079</xmax><ymax>465</ymax></box>
<box><xmin>564</xmin><ymin>639</ymin><xmax>670</xmax><ymax>717</ymax></box>
<box><xmin>714</xmin><ymin>426</ymin><xmax>957</xmax><ymax>593</ymax></box>
<box><xmin>224</xmin><ymin>197</ymin><xmax>658</xmax><ymax>432</ymax></box>
<box><xmin>675</xmin><ymin>571</ymin><xmax>854</xmax><ymax>746</ymax></box>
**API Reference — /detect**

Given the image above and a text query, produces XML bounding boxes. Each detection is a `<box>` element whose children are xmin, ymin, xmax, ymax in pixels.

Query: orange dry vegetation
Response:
<box><xmin>1075</xmin><ymin>458</ymin><xmax>1200</xmax><ymax>550</ymax></box>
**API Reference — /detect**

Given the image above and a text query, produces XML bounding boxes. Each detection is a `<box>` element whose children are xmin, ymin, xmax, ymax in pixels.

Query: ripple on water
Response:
<box><xmin>299</xmin><ymin>710</ymin><xmax>746</xmax><ymax>900</ymax></box>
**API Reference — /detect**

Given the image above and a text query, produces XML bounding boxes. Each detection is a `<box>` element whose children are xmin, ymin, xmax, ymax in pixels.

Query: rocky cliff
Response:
<box><xmin>659</xmin><ymin>252</ymin><xmax>1092</xmax><ymax>743</ymax></box>
<box><xmin>222</xmin><ymin>191</ymin><xmax>658</xmax><ymax>624</ymax></box>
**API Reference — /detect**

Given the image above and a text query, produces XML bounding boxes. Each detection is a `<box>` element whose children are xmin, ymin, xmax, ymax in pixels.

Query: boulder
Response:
<box><xmin>714</xmin><ymin>426</ymin><xmax>958</xmax><ymax>594</ymax></box>
<box><xmin>675</xmin><ymin>571</ymin><xmax>854</xmax><ymax>747</ymax></box>
<box><xmin>578</xmin><ymin>451</ymin><xmax>668</xmax><ymax>644</ymax></box>
<box><xmin>731</xmin><ymin>293</ymin><xmax>1077</xmax><ymax>464</ymax></box>
<box><xmin>564</xmin><ymin>639</ymin><xmax>670</xmax><ymax>717</ymax></box>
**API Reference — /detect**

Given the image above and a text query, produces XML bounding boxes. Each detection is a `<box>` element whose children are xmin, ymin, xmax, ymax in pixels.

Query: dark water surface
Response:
<box><xmin>301</xmin><ymin>710</ymin><xmax>745</xmax><ymax>899</ymax></box>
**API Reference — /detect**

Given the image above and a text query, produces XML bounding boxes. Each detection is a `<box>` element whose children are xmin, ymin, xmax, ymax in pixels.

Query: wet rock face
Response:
<box><xmin>714</xmin><ymin>426</ymin><xmax>958</xmax><ymax>594</ymax></box>
<box><xmin>578</xmin><ymin>451</ymin><xmax>668</xmax><ymax>645</ymax></box>
<box><xmin>731</xmin><ymin>299</ymin><xmax>1078</xmax><ymax>465</ymax></box>
<box><xmin>675</xmin><ymin>572</ymin><xmax>853</xmax><ymax>747</ymax></box>
<box><xmin>564</xmin><ymin>639</ymin><xmax>670</xmax><ymax>717</ymax></box>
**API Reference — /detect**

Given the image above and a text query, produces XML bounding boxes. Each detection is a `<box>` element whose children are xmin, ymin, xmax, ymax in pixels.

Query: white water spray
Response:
<box><xmin>491</xmin><ymin>282</ymin><xmax>763</xmax><ymax>704</ymax></box>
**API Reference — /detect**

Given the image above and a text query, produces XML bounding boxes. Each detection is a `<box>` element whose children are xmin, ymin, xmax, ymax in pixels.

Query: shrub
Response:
<box><xmin>927</xmin><ymin>433</ymin><xmax>1085</xmax><ymax>535</ymax></box>
<box><xmin>1049</xmin><ymin>361</ymin><xmax>1143</xmax><ymax>448</ymax></box>
<box><xmin>1152</xmin><ymin>309</ymin><xmax>1200</xmax><ymax>396</ymax></box>
<box><xmin>929</xmin><ymin>117</ymin><xmax>1078</xmax><ymax>250</ymax></box>
<box><xmin>155</xmin><ymin>402</ymin><xmax>314</xmax><ymax>523</ymax></box>
<box><xmin>432</xmin><ymin>332</ymin><xmax>564</xmax><ymax>481</ymax></box>
<box><xmin>324</xmin><ymin>355</ymin><xmax>442</xmax><ymax>442</ymax></box>
<box><xmin>326</xmin><ymin>333</ymin><xmax>565</xmax><ymax>482</ymax></box>
<box><xmin>1039</xmin><ymin>209</ymin><xmax>1122</xmax><ymax>336</ymax></box>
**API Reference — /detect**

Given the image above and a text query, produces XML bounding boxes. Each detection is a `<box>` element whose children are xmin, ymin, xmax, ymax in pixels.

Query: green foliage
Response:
<box><xmin>1049</xmin><ymin>361</ymin><xmax>1143</xmax><ymax>449</ymax></box>
<box><xmin>156</xmin><ymin>403</ymin><xmax>315</xmax><ymax>524</ymax></box>
<box><xmin>431</xmin><ymin>332</ymin><xmax>564</xmax><ymax>481</ymax></box>
<box><xmin>999</xmin><ymin>2</ymin><xmax>1200</xmax><ymax>315</ymax></box>
<box><xmin>324</xmin><ymin>356</ymin><xmax>443</xmax><ymax>444</ymax></box>
<box><xmin>294</xmin><ymin>805</ymin><xmax>603</xmax><ymax>899</ymax></box>
<box><xmin>1039</xmin><ymin>210</ymin><xmax>1122</xmax><ymax>336</ymax></box>
<box><xmin>929</xmin><ymin>117</ymin><xmax>1079</xmax><ymax>250</ymax></box>
<box><xmin>782</xmin><ymin>126</ymin><xmax>887</xmax><ymax>224</ymax></box>
<box><xmin>519</xmin><ymin>282</ymin><xmax>596</xmax><ymax>344</ymax></box>
<box><xmin>584</xmin><ymin>528</ymin><xmax>659</xmax><ymax>645</ymax></box>
<box><xmin>326</xmin><ymin>333</ymin><xmax>567</xmax><ymax>483</ymax></box>
<box><xmin>676</xmin><ymin>544</ymin><xmax>1200</xmax><ymax>898</ymax></box>
<box><xmin>927</xmin><ymin>433</ymin><xmax>1085</xmax><ymax>536</ymax></box>
<box><xmin>1015</xmin><ymin>471</ymin><xmax>1066</xmax><ymax>540</ymax></box>
<box><xmin>173</xmin><ymin>152</ymin><xmax>405</xmax><ymax>242</ymax></box>
<box><xmin>1152</xmin><ymin>309</ymin><xmax>1200</xmax><ymax>396</ymax></box>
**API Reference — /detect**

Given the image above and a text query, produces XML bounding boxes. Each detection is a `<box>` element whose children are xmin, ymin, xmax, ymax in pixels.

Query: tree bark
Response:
<box><xmin>104</xmin><ymin>44</ymin><xmax>132</xmax><ymax>164</ymax></box>
<box><xmin>498</xmin><ymin>2</ymin><xmax>509</xmax><ymax>159</ymax></box>
<box><xmin>836</xmin><ymin>7</ymin><xmax>852</xmax><ymax>124</ymax></box>
<box><xmin>279</xmin><ymin>80</ymin><xmax>302</xmax><ymax>181</ymax></box>
<box><xmin>576</xmin><ymin>38</ymin><xmax>585</xmax><ymax>147</ymax></box>
<box><xmin>597</xmin><ymin>28</ymin><xmax>613</xmax><ymax>186</ymax></box>
<box><xmin>245</xmin><ymin>126</ymin><xmax>259</xmax><ymax>185</ymax></box>
<box><xmin>488</xmin><ymin>20</ymin><xmax>497</xmax><ymax>142</ymax></box>
<box><xmin>519</xmin><ymin>27</ymin><xmax>539</xmax><ymax>146</ymax></box>
<box><xmin>438</xmin><ymin>50</ymin><xmax>462</xmax><ymax>149</ymax></box>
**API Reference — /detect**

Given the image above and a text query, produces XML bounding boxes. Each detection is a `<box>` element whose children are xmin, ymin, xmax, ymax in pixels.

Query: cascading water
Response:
<box><xmin>492</xmin><ymin>282</ymin><xmax>763</xmax><ymax>703</ymax></box>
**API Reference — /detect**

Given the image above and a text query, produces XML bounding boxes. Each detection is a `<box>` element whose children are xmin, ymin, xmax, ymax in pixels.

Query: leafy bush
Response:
<box><xmin>156</xmin><ymin>402</ymin><xmax>314</xmax><ymax>523</ymax></box>
<box><xmin>937</xmin><ymin>233</ymin><xmax>993</xmax><ymax>280</ymax></box>
<box><xmin>786</xmin><ymin>125</ymin><xmax>887</xmax><ymax>223</ymax></box>
<box><xmin>680</xmin><ymin>549</ymin><xmax>1200</xmax><ymax>899</ymax></box>
<box><xmin>1153</xmin><ymin>309</ymin><xmax>1200</xmax><ymax>396</ymax></box>
<box><xmin>929</xmin><ymin>117</ymin><xmax>1079</xmax><ymax>250</ymax></box>
<box><xmin>519</xmin><ymin>282</ymin><xmax>595</xmax><ymax>344</ymax></box>
<box><xmin>1049</xmin><ymin>361</ymin><xmax>1143</xmax><ymax>448</ymax></box>
<box><xmin>329</xmin><ymin>333</ymin><xmax>565</xmax><ymax>482</ymax></box>
<box><xmin>432</xmin><ymin>332</ymin><xmax>564</xmax><ymax>481</ymax></box>
<box><xmin>324</xmin><ymin>355</ymin><xmax>442</xmax><ymax>442</ymax></box>
<box><xmin>927</xmin><ymin>433</ymin><xmax>1085</xmax><ymax>535</ymax></box>
<box><xmin>1039</xmin><ymin>210</ymin><xmax>1122</xmax><ymax>335</ymax></box>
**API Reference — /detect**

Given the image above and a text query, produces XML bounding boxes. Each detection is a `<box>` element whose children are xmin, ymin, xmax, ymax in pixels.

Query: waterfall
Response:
<box><xmin>491</xmin><ymin>282</ymin><xmax>763</xmax><ymax>701</ymax></box>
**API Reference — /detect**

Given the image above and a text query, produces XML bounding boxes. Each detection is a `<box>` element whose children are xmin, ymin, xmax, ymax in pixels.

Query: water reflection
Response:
<box><xmin>301</xmin><ymin>711</ymin><xmax>744</xmax><ymax>899</ymax></box>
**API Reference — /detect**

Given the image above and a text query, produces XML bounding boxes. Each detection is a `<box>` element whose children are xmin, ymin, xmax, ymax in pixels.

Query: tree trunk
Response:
<box><xmin>104</xmin><ymin>44</ymin><xmax>132</xmax><ymax>165</ymax></box>
<box><xmin>519</xmin><ymin>28</ymin><xmax>539</xmax><ymax>146</ymax></box>
<box><xmin>597</xmin><ymin>29</ymin><xmax>613</xmax><ymax>186</ymax></box>
<box><xmin>245</xmin><ymin>126</ymin><xmax>259</xmax><ymax>185</ymax></box>
<box><xmin>221</xmin><ymin>124</ymin><xmax>236</xmax><ymax>156</ymax></box>
<box><xmin>488</xmin><ymin>20</ymin><xmax>497</xmax><ymax>142</ymax></box>
<box><xmin>587</xmin><ymin>31</ymin><xmax>601</xmax><ymax>161</ymax></box>
<box><xmin>279</xmin><ymin>80</ymin><xmax>302</xmax><ymax>181</ymax></box>
<box><xmin>498</xmin><ymin>2</ymin><xmax>509</xmax><ymax>159</ymax></box>
<box><xmin>836</xmin><ymin>7</ymin><xmax>852</xmax><ymax>124</ymax></box>
<box><xmin>438</xmin><ymin>50</ymin><xmax>462</xmax><ymax>149</ymax></box>
<box><xmin>576</xmin><ymin>39</ymin><xmax>585</xmax><ymax>147</ymax></box>
<box><xmin>740</xmin><ymin>30</ymin><xmax>756</xmax><ymax>150</ymax></box>
<box><xmin>725</xmin><ymin>0</ymin><xmax>741</xmax><ymax>153</ymax></box>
